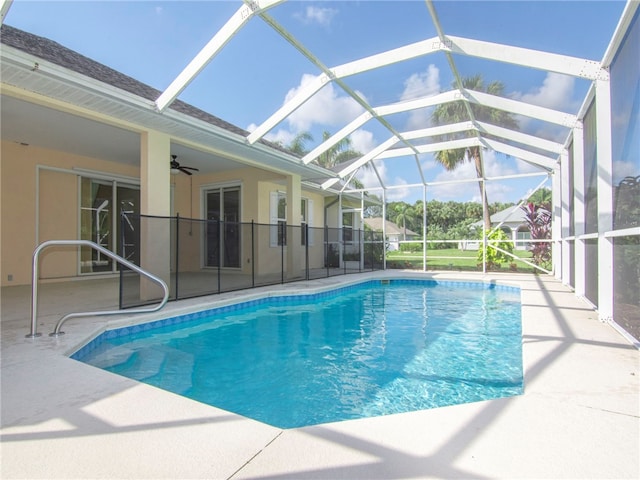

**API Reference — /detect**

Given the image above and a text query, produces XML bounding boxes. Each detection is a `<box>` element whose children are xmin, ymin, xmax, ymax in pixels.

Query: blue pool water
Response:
<box><xmin>74</xmin><ymin>279</ymin><xmax>523</xmax><ymax>428</ymax></box>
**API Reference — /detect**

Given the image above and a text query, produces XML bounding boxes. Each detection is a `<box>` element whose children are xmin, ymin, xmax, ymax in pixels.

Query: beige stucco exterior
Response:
<box><xmin>1</xmin><ymin>140</ymin><xmax>140</xmax><ymax>285</ymax></box>
<box><xmin>1</xmin><ymin>135</ymin><xmax>340</xmax><ymax>287</ymax></box>
<box><xmin>0</xmin><ymin>51</ymin><xmax>358</xmax><ymax>290</ymax></box>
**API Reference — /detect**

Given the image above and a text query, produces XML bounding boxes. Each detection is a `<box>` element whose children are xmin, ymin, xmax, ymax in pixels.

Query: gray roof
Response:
<box><xmin>471</xmin><ymin>206</ymin><xmax>532</xmax><ymax>228</ymax></box>
<box><xmin>0</xmin><ymin>24</ymin><xmax>293</xmax><ymax>156</ymax></box>
<box><xmin>365</xmin><ymin>218</ymin><xmax>418</xmax><ymax>236</ymax></box>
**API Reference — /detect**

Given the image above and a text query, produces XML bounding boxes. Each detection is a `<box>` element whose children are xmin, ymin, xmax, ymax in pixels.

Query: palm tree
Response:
<box><xmin>288</xmin><ymin>130</ymin><xmax>367</xmax><ymax>190</ymax></box>
<box><xmin>287</xmin><ymin>131</ymin><xmax>314</xmax><ymax>156</ymax></box>
<box><xmin>431</xmin><ymin>74</ymin><xmax>518</xmax><ymax>230</ymax></box>
<box><xmin>527</xmin><ymin>187</ymin><xmax>552</xmax><ymax>209</ymax></box>
<box><xmin>394</xmin><ymin>203</ymin><xmax>416</xmax><ymax>241</ymax></box>
<box><xmin>316</xmin><ymin>131</ymin><xmax>361</xmax><ymax>169</ymax></box>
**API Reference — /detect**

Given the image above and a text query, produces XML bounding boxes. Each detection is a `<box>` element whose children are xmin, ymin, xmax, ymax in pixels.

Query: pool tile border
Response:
<box><xmin>71</xmin><ymin>278</ymin><xmax>520</xmax><ymax>361</ymax></box>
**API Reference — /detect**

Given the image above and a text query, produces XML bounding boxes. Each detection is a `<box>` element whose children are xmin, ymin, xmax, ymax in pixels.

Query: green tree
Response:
<box><xmin>287</xmin><ymin>131</ymin><xmax>313</xmax><ymax>156</ymax></box>
<box><xmin>431</xmin><ymin>74</ymin><xmax>519</xmax><ymax>230</ymax></box>
<box><xmin>527</xmin><ymin>188</ymin><xmax>552</xmax><ymax>209</ymax></box>
<box><xmin>288</xmin><ymin>130</ymin><xmax>366</xmax><ymax>190</ymax></box>
<box><xmin>394</xmin><ymin>203</ymin><xmax>416</xmax><ymax>241</ymax></box>
<box><xmin>316</xmin><ymin>131</ymin><xmax>361</xmax><ymax>168</ymax></box>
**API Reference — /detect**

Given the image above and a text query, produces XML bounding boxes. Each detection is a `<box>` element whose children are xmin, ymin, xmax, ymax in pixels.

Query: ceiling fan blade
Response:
<box><xmin>170</xmin><ymin>155</ymin><xmax>198</xmax><ymax>174</ymax></box>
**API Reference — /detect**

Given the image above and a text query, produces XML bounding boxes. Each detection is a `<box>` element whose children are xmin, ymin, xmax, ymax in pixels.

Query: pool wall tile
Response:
<box><xmin>71</xmin><ymin>278</ymin><xmax>520</xmax><ymax>361</ymax></box>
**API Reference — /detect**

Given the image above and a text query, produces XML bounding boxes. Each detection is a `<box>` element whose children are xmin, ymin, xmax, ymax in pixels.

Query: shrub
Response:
<box><xmin>520</xmin><ymin>202</ymin><xmax>551</xmax><ymax>269</ymax></box>
<box><xmin>477</xmin><ymin>229</ymin><xmax>514</xmax><ymax>269</ymax></box>
<box><xmin>399</xmin><ymin>241</ymin><xmax>423</xmax><ymax>253</ymax></box>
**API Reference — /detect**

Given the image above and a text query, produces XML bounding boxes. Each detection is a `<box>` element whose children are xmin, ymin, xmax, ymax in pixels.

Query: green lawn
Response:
<box><xmin>386</xmin><ymin>248</ymin><xmax>537</xmax><ymax>272</ymax></box>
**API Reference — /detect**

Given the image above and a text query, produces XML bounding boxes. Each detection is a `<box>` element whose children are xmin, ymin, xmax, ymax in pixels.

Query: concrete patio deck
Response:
<box><xmin>1</xmin><ymin>271</ymin><xmax>638</xmax><ymax>479</ymax></box>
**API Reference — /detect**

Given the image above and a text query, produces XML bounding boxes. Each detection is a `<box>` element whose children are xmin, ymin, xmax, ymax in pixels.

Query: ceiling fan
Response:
<box><xmin>170</xmin><ymin>155</ymin><xmax>199</xmax><ymax>176</ymax></box>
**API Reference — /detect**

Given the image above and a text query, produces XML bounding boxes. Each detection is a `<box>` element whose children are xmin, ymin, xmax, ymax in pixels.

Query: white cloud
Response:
<box><xmin>512</xmin><ymin>72</ymin><xmax>578</xmax><ymax>139</ymax></box>
<box><xmin>400</xmin><ymin>64</ymin><xmax>441</xmax><ymax>101</ymax></box>
<box><xmin>349</xmin><ymin>129</ymin><xmax>376</xmax><ymax>155</ymax></box>
<box><xmin>294</xmin><ymin>6</ymin><xmax>338</xmax><ymax>27</ymax></box>
<box><xmin>266</xmin><ymin>129</ymin><xmax>296</xmax><ymax>147</ymax></box>
<box><xmin>285</xmin><ymin>74</ymin><xmax>366</xmax><ymax>132</ymax></box>
<box><xmin>354</xmin><ymin>159</ymin><xmax>414</xmax><ymax>202</ymax></box>
<box><xmin>247</xmin><ymin>122</ymin><xmax>296</xmax><ymax>147</ymax></box>
<box><xmin>515</xmin><ymin>72</ymin><xmax>575</xmax><ymax>110</ymax></box>
<box><xmin>385</xmin><ymin>178</ymin><xmax>412</xmax><ymax>202</ymax></box>
<box><xmin>613</xmin><ymin>160</ymin><xmax>638</xmax><ymax>184</ymax></box>
<box><xmin>357</xmin><ymin>159</ymin><xmax>384</xmax><ymax>189</ymax></box>
<box><xmin>399</xmin><ymin>64</ymin><xmax>441</xmax><ymax>130</ymax></box>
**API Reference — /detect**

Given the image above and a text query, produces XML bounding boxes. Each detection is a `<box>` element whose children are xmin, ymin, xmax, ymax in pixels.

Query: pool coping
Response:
<box><xmin>2</xmin><ymin>271</ymin><xmax>638</xmax><ymax>479</ymax></box>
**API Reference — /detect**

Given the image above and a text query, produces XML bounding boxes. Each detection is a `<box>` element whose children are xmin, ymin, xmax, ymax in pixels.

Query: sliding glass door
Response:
<box><xmin>204</xmin><ymin>185</ymin><xmax>241</xmax><ymax>268</ymax></box>
<box><xmin>80</xmin><ymin>178</ymin><xmax>139</xmax><ymax>274</ymax></box>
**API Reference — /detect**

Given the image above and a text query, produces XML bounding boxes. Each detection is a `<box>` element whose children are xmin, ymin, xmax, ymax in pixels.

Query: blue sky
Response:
<box><xmin>5</xmin><ymin>1</ymin><xmax>627</xmax><ymax>204</ymax></box>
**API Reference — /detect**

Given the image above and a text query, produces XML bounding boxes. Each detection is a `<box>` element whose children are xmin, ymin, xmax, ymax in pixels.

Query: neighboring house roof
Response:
<box><xmin>364</xmin><ymin>218</ymin><xmax>418</xmax><ymax>237</ymax></box>
<box><xmin>490</xmin><ymin>207</ymin><xmax>528</xmax><ymax>225</ymax></box>
<box><xmin>471</xmin><ymin>206</ymin><xmax>538</xmax><ymax>229</ymax></box>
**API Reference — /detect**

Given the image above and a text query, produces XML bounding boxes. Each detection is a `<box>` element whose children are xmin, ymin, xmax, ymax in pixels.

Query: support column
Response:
<box><xmin>595</xmin><ymin>77</ymin><xmax>614</xmax><ymax>322</ymax></box>
<box><xmin>286</xmin><ymin>173</ymin><xmax>302</xmax><ymax>279</ymax></box>
<box><xmin>382</xmin><ymin>189</ymin><xmax>387</xmax><ymax>270</ymax></box>
<box><xmin>338</xmin><ymin>193</ymin><xmax>343</xmax><ymax>267</ymax></box>
<box><xmin>573</xmin><ymin>123</ymin><xmax>586</xmax><ymax>298</ymax></box>
<box><xmin>560</xmin><ymin>150</ymin><xmax>571</xmax><ymax>285</ymax></box>
<box><xmin>140</xmin><ymin>130</ymin><xmax>171</xmax><ymax>298</ymax></box>
<box><xmin>423</xmin><ymin>184</ymin><xmax>427</xmax><ymax>272</ymax></box>
<box><xmin>552</xmin><ymin>164</ymin><xmax>562</xmax><ymax>279</ymax></box>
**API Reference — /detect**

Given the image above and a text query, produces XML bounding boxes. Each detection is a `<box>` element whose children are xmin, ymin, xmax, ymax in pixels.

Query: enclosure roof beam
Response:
<box><xmin>301</xmin><ymin>111</ymin><xmax>372</xmax><ymax>164</ymax></box>
<box><xmin>475</xmin><ymin>121</ymin><xmax>565</xmax><ymax>155</ymax></box>
<box><xmin>447</xmin><ymin>35</ymin><xmax>607</xmax><ymax>80</ymax></box>
<box><xmin>480</xmin><ymin>138</ymin><xmax>557</xmax><ymax>170</ymax></box>
<box><xmin>465</xmin><ymin>90</ymin><xmax>579</xmax><ymax>127</ymax></box>
<box><xmin>321</xmin><ymin>136</ymin><xmax>399</xmax><ymax>190</ymax></box>
<box><xmin>304</xmin><ymin>86</ymin><xmax>571</xmax><ymax>167</ymax></box>
<box><xmin>0</xmin><ymin>0</ymin><xmax>13</xmax><ymax>25</ymax></box>
<box><xmin>251</xmin><ymin>9</ymin><xmax>421</xmax><ymax>162</ymax></box>
<box><xmin>155</xmin><ymin>0</ymin><xmax>283</xmax><ymax>113</ymax></box>
<box><xmin>247</xmin><ymin>36</ymin><xmax>443</xmax><ymax>145</ymax></box>
<box><xmin>377</xmin><ymin>137</ymin><xmax>481</xmax><ymax>159</ymax></box>
<box><xmin>302</xmin><ymin>91</ymin><xmax>459</xmax><ymax>165</ymax></box>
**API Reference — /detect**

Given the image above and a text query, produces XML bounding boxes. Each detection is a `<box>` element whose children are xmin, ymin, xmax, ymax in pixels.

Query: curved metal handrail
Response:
<box><xmin>26</xmin><ymin>240</ymin><xmax>169</xmax><ymax>338</ymax></box>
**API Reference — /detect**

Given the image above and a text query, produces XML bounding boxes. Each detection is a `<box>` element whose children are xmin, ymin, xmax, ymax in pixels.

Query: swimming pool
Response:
<box><xmin>74</xmin><ymin>279</ymin><xmax>523</xmax><ymax>428</ymax></box>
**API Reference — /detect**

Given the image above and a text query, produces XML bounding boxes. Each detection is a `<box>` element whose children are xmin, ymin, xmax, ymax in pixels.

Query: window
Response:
<box><xmin>270</xmin><ymin>193</ymin><xmax>313</xmax><ymax>247</ymax></box>
<box><xmin>301</xmin><ymin>198</ymin><xmax>308</xmax><ymax>246</ymax></box>
<box><xmin>270</xmin><ymin>192</ymin><xmax>287</xmax><ymax>246</ymax></box>
<box><xmin>343</xmin><ymin>211</ymin><xmax>354</xmax><ymax>243</ymax></box>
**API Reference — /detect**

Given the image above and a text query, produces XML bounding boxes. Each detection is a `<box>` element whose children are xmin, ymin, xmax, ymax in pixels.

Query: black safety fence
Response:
<box><xmin>119</xmin><ymin>214</ymin><xmax>385</xmax><ymax>308</ymax></box>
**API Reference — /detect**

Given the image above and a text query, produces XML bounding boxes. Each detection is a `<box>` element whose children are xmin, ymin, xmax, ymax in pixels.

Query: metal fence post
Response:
<box><xmin>175</xmin><ymin>213</ymin><xmax>180</xmax><ymax>300</ymax></box>
<box><xmin>217</xmin><ymin>219</ymin><xmax>222</xmax><ymax>294</ymax></box>
<box><xmin>305</xmin><ymin>223</ymin><xmax>309</xmax><ymax>281</ymax></box>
